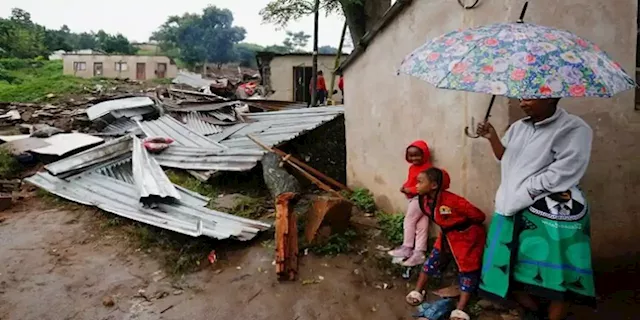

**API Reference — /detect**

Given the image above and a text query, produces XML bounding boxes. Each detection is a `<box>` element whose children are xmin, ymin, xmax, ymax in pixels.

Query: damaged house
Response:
<box><xmin>256</xmin><ymin>52</ymin><xmax>346</xmax><ymax>104</ymax></box>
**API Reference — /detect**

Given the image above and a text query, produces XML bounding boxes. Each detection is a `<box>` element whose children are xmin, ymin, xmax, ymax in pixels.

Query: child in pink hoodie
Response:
<box><xmin>388</xmin><ymin>140</ymin><xmax>432</xmax><ymax>266</ymax></box>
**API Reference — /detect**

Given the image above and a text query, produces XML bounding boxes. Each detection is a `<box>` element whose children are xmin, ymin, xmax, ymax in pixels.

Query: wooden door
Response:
<box><xmin>93</xmin><ymin>62</ymin><xmax>103</xmax><ymax>77</ymax></box>
<box><xmin>156</xmin><ymin>63</ymin><xmax>167</xmax><ymax>78</ymax></box>
<box><xmin>136</xmin><ymin>63</ymin><xmax>146</xmax><ymax>80</ymax></box>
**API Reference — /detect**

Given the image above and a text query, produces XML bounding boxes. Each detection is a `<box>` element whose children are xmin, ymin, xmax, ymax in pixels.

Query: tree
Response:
<box><xmin>260</xmin><ymin>0</ymin><xmax>390</xmax><ymax>44</ymax></box>
<box><xmin>0</xmin><ymin>8</ymin><xmax>48</xmax><ymax>58</ymax></box>
<box><xmin>152</xmin><ymin>6</ymin><xmax>246</xmax><ymax>68</ymax></box>
<box><xmin>283</xmin><ymin>31</ymin><xmax>311</xmax><ymax>52</ymax></box>
<box><xmin>318</xmin><ymin>45</ymin><xmax>338</xmax><ymax>54</ymax></box>
<box><xmin>263</xmin><ymin>45</ymin><xmax>291</xmax><ymax>54</ymax></box>
<box><xmin>234</xmin><ymin>43</ymin><xmax>264</xmax><ymax>67</ymax></box>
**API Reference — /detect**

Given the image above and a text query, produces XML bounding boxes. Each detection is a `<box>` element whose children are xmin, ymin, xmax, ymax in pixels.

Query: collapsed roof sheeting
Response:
<box><xmin>0</xmin><ymin>133</ymin><xmax>104</xmax><ymax>156</ymax></box>
<box><xmin>153</xmin><ymin>146</ymin><xmax>264</xmax><ymax>171</ymax></box>
<box><xmin>219</xmin><ymin>106</ymin><xmax>345</xmax><ymax>150</ymax></box>
<box><xmin>89</xmin><ymin>156</ymin><xmax>209</xmax><ymax>208</ymax></box>
<box><xmin>178</xmin><ymin>112</ymin><xmax>223</xmax><ymax>136</ymax></box>
<box><xmin>172</xmin><ymin>71</ymin><xmax>215</xmax><ymax>89</ymax></box>
<box><xmin>137</xmin><ymin>115</ymin><xmax>226</xmax><ymax>149</ymax></box>
<box><xmin>132</xmin><ymin>136</ymin><xmax>181</xmax><ymax>201</ymax></box>
<box><xmin>87</xmin><ymin>96</ymin><xmax>156</xmax><ymax>121</ymax></box>
<box><xmin>25</xmin><ymin>172</ymin><xmax>271</xmax><ymax>240</ymax></box>
<box><xmin>45</xmin><ymin>135</ymin><xmax>133</xmax><ymax>177</ymax></box>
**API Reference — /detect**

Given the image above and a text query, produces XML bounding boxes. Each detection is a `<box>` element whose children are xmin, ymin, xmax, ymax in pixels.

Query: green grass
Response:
<box><xmin>376</xmin><ymin>211</ymin><xmax>404</xmax><ymax>245</ymax></box>
<box><xmin>348</xmin><ymin>188</ymin><xmax>376</xmax><ymax>213</ymax></box>
<box><xmin>0</xmin><ymin>149</ymin><xmax>21</xmax><ymax>179</ymax></box>
<box><xmin>0</xmin><ymin>58</ymin><xmax>114</xmax><ymax>102</ymax></box>
<box><xmin>309</xmin><ymin>229</ymin><xmax>357</xmax><ymax>256</ymax></box>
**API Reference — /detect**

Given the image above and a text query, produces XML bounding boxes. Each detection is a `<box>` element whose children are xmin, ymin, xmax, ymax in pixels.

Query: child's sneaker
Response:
<box><xmin>387</xmin><ymin>246</ymin><xmax>413</xmax><ymax>258</ymax></box>
<box><xmin>402</xmin><ymin>251</ymin><xmax>426</xmax><ymax>266</ymax></box>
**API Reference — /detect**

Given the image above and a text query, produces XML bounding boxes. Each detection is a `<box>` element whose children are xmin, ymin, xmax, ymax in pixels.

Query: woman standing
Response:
<box><xmin>476</xmin><ymin>98</ymin><xmax>595</xmax><ymax>320</ymax></box>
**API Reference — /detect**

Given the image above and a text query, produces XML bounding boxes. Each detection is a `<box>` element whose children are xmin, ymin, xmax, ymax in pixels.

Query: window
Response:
<box><xmin>115</xmin><ymin>62</ymin><xmax>128</xmax><ymax>72</ymax></box>
<box><xmin>73</xmin><ymin>62</ymin><xmax>86</xmax><ymax>71</ymax></box>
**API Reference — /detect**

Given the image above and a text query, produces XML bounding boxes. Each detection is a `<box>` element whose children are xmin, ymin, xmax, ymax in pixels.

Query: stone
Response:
<box><xmin>102</xmin><ymin>296</ymin><xmax>115</xmax><ymax>307</ymax></box>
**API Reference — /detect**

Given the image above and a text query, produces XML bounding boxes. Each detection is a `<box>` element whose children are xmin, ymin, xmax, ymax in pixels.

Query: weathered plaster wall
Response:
<box><xmin>344</xmin><ymin>0</ymin><xmax>639</xmax><ymax>260</ymax></box>
<box><xmin>63</xmin><ymin>55</ymin><xmax>177</xmax><ymax>80</ymax></box>
<box><xmin>269</xmin><ymin>55</ymin><xmax>344</xmax><ymax>102</ymax></box>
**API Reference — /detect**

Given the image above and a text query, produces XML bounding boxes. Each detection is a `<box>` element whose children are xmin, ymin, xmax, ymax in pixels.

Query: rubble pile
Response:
<box><xmin>1</xmin><ymin>82</ymin><xmax>345</xmax><ymax>243</ymax></box>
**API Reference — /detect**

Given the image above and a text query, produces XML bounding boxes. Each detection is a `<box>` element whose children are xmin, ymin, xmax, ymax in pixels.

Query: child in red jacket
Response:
<box><xmin>405</xmin><ymin>168</ymin><xmax>486</xmax><ymax>320</ymax></box>
<box><xmin>388</xmin><ymin>140</ymin><xmax>433</xmax><ymax>266</ymax></box>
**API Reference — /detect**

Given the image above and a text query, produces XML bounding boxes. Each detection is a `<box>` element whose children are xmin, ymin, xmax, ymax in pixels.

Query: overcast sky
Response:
<box><xmin>0</xmin><ymin>0</ymin><xmax>348</xmax><ymax>50</ymax></box>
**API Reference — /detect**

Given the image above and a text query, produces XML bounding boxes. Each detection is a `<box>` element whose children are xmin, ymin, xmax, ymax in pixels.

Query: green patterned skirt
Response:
<box><xmin>479</xmin><ymin>187</ymin><xmax>596</xmax><ymax>306</ymax></box>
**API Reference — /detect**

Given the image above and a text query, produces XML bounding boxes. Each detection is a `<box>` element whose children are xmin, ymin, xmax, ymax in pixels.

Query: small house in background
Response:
<box><xmin>256</xmin><ymin>52</ymin><xmax>346</xmax><ymax>103</ymax></box>
<box><xmin>62</xmin><ymin>54</ymin><xmax>177</xmax><ymax>80</ymax></box>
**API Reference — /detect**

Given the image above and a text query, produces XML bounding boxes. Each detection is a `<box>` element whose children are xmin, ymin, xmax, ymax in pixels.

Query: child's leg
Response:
<box><xmin>414</xmin><ymin>213</ymin><xmax>430</xmax><ymax>252</ymax></box>
<box><xmin>402</xmin><ymin>198</ymin><xmax>422</xmax><ymax>248</ymax></box>
<box><xmin>456</xmin><ymin>271</ymin><xmax>480</xmax><ymax>311</ymax></box>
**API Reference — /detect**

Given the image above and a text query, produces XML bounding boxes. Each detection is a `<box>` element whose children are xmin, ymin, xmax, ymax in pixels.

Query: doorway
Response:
<box><xmin>136</xmin><ymin>63</ymin><xmax>146</xmax><ymax>80</ymax></box>
<box><xmin>293</xmin><ymin>66</ymin><xmax>313</xmax><ymax>103</ymax></box>
<box><xmin>93</xmin><ymin>62</ymin><xmax>103</xmax><ymax>77</ymax></box>
<box><xmin>156</xmin><ymin>63</ymin><xmax>167</xmax><ymax>78</ymax></box>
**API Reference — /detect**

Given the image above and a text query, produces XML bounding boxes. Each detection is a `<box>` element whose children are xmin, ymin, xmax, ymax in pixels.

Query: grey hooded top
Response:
<box><xmin>495</xmin><ymin>107</ymin><xmax>593</xmax><ymax>216</ymax></box>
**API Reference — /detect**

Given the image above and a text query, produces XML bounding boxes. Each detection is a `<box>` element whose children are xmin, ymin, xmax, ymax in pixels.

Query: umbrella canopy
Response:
<box><xmin>398</xmin><ymin>22</ymin><xmax>635</xmax><ymax>99</ymax></box>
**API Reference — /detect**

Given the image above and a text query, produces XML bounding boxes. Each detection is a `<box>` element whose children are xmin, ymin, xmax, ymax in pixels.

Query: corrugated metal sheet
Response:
<box><xmin>0</xmin><ymin>133</ymin><xmax>104</xmax><ymax>156</ymax></box>
<box><xmin>176</xmin><ymin>113</ymin><xmax>222</xmax><ymax>136</ymax></box>
<box><xmin>87</xmin><ymin>97</ymin><xmax>155</xmax><ymax>121</ymax></box>
<box><xmin>172</xmin><ymin>71</ymin><xmax>215</xmax><ymax>89</ymax></box>
<box><xmin>138</xmin><ymin>116</ymin><xmax>226</xmax><ymax>149</ymax></box>
<box><xmin>132</xmin><ymin>136</ymin><xmax>181</xmax><ymax>201</ymax></box>
<box><xmin>153</xmin><ymin>146</ymin><xmax>264</xmax><ymax>171</ymax></box>
<box><xmin>167</xmin><ymin>101</ymin><xmax>240</xmax><ymax>113</ymax></box>
<box><xmin>100</xmin><ymin>118</ymin><xmax>141</xmax><ymax>136</ymax></box>
<box><xmin>219</xmin><ymin>106</ymin><xmax>344</xmax><ymax>150</ymax></box>
<box><xmin>89</xmin><ymin>156</ymin><xmax>210</xmax><ymax>208</ymax></box>
<box><xmin>25</xmin><ymin>172</ymin><xmax>271</xmax><ymax>240</ymax></box>
<box><xmin>45</xmin><ymin>135</ymin><xmax>133</xmax><ymax>177</ymax></box>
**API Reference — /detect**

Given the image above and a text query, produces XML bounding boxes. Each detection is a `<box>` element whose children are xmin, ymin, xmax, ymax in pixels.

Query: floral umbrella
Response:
<box><xmin>398</xmin><ymin>21</ymin><xmax>635</xmax><ymax>99</ymax></box>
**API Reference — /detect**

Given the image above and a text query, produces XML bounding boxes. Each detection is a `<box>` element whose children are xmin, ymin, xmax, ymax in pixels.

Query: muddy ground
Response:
<box><xmin>0</xmin><ymin>196</ymin><xmax>636</xmax><ymax>320</ymax></box>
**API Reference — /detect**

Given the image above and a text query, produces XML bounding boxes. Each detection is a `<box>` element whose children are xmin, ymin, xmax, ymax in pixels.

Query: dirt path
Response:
<box><xmin>0</xmin><ymin>199</ymin><xmax>427</xmax><ymax>320</ymax></box>
<box><xmin>0</xmin><ymin>198</ymin><xmax>634</xmax><ymax>320</ymax></box>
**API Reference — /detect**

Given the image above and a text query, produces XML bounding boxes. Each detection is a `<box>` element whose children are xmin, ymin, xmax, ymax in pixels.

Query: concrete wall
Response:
<box><xmin>62</xmin><ymin>55</ymin><xmax>177</xmax><ymax>80</ymax></box>
<box><xmin>269</xmin><ymin>55</ymin><xmax>344</xmax><ymax>102</ymax></box>
<box><xmin>344</xmin><ymin>0</ymin><xmax>640</xmax><ymax>261</ymax></box>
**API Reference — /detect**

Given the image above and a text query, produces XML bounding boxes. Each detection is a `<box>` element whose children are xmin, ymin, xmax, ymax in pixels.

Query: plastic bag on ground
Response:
<box><xmin>143</xmin><ymin>137</ymin><xmax>174</xmax><ymax>153</ymax></box>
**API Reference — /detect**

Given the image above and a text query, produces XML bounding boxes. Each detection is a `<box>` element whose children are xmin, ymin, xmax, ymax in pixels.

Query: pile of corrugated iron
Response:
<box><xmin>15</xmin><ymin>89</ymin><xmax>344</xmax><ymax>242</ymax></box>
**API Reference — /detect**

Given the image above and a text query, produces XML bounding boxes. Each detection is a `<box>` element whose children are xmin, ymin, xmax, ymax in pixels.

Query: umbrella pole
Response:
<box><xmin>465</xmin><ymin>1</ymin><xmax>527</xmax><ymax>138</ymax></box>
<box><xmin>465</xmin><ymin>95</ymin><xmax>496</xmax><ymax>138</ymax></box>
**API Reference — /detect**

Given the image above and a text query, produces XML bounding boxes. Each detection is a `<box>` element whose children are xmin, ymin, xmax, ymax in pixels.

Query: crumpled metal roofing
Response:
<box><xmin>100</xmin><ymin>118</ymin><xmax>141</xmax><ymax>136</ymax></box>
<box><xmin>153</xmin><ymin>146</ymin><xmax>264</xmax><ymax>171</ymax></box>
<box><xmin>25</xmin><ymin>172</ymin><xmax>271</xmax><ymax>240</ymax></box>
<box><xmin>132</xmin><ymin>136</ymin><xmax>181</xmax><ymax>201</ymax></box>
<box><xmin>89</xmin><ymin>156</ymin><xmax>210</xmax><ymax>208</ymax></box>
<box><xmin>177</xmin><ymin>112</ymin><xmax>223</xmax><ymax>136</ymax></box>
<box><xmin>138</xmin><ymin>115</ymin><xmax>225</xmax><ymax>149</ymax></box>
<box><xmin>87</xmin><ymin>96</ymin><xmax>156</xmax><ymax>121</ymax></box>
<box><xmin>172</xmin><ymin>70</ymin><xmax>215</xmax><ymax>89</ymax></box>
<box><xmin>45</xmin><ymin>135</ymin><xmax>133</xmax><ymax>177</ymax></box>
<box><xmin>219</xmin><ymin>106</ymin><xmax>344</xmax><ymax>150</ymax></box>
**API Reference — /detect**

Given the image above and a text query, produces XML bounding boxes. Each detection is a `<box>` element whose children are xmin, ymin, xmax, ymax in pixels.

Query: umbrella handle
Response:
<box><xmin>517</xmin><ymin>1</ymin><xmax>529</xmax><ymax>23</ymax></box>
<box><xmin>465</xmin><ymin>95</ymin><xmax>496</xmax><ymax>139</ymax></box>
<box><xmin>457</xmin><ymin>0</ymin><xmax>480</xmax><ymax>9</ymax></box>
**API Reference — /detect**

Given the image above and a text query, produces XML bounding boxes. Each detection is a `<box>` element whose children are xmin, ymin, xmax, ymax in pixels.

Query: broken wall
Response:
<box><xmin>343</xmin><ymin>0</ymin><xmax>640</xmax><ymax>262</ymax></box>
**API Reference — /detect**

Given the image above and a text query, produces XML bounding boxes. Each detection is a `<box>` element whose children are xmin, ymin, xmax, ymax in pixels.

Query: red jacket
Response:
<box><xmin>310</xmin><ymin>75</ymin><xmax>327</xmax><ymax>92</ymax></box>
<box><xmin>338</xmin><ymin>76</ymin><xmax>344</xmax><ymax>91</ymax></box>
<box><xmin>403</xmin><ymin>140</ymin><xmax>432</xmax><ymax>198</ymax></box>
<box><xmin>421</xmin><ymin>169</ymin><xmax>486</xmax><ymax>273</ymax></box>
